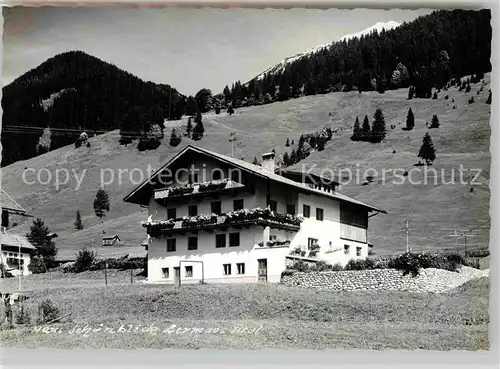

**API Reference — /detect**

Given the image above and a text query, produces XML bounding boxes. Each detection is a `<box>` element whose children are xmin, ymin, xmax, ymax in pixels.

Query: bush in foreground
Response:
<box><xmin>283</xmin><ymin>252</ymin><xmax>471</xmax><ymax>278</ymax></box>
<box><xmin>28</xmin><ymin>256</ymin><xmax>47</xmax><ymax>274</ymax></box>
<box><xmin>73</xmin><ymin>248</ymin><xmax>97</xmax><ymax>273</ymax></box>
<box><xmin>37</xmin><ymin>299</ymin><xmax>60</xmax><ymax>323</ymax></box>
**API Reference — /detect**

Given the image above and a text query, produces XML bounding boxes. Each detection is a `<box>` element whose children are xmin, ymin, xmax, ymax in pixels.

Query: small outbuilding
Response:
<box><xmin>102</xmin><ymin>235</ymin><xmax>121</xmax><ymax>247</ymax></box>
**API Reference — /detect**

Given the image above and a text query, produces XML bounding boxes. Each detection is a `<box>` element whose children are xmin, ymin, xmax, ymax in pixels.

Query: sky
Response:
<box><xmin>2</xmin><ymin>7</ymin><xmax>433</xmax><ymax>95</ymax></box>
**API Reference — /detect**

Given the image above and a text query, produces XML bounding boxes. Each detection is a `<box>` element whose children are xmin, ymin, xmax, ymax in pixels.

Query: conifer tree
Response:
<box><xmin>283</xmin><ymin>152</ymin><xmax>290</xmax><ymax>166</ymax></box>
<box><xmin>418</xmin><ymin>133</ymin><xmax>436</xmax><ymax>165</ymax></box>
<box><xmin>252</xmin><ymin>157</ymin><xmax>260</xmax><ymax>166</ymax></box>
<box><xmin>74</xmin><ymin>210</ymin><xmax>84</xmax><ymax>231</ymax></box>
<box><xmin>351</xmin><ymin>117</ymin><xmax>361</xmax><ymax>141</ymax></box>
<box><xmin>370</xmin><ymin>108</ymin><xmax>386</xmax><ymax>143</ymax></box>
<box><xmin>191</xmin><ymin>118</ymin><xmax>205</xmax><ymax>141</ymax></box>
<box><xmin>93</xmin><ymin>188</ymin><xmax>110</xmax><ymax>229</ymax></box>
<box><xmin>169</xmin><ymin>128</ymin><xmax>182</xmax><ymax>147</ymax></box>
<box><xmin>361</xmin><ymin>115</ymin><xmax>371</xmax><ymax>141</ymax></box>
<box><xmin>486</xmin><ymin>90</ymin><xmax>492</xmax><ymax>104</ymax></box>
<box><xmin>406</xmin><ymin>108</ymin><xmax>415</xmax><ymax>130</ymax></box>
<box><xmin>186</xmin><ymin>117</ymin><xmax>192</xmax><ymax>137</ymax></box>
<box><xmin>26</xmin><ymin>218</ymin><xmax>58</xmax><ymax>267</ymax></box>
<box><xmin>408</xmin><ymin>86</ymin><xmax>414</xmax><ymax>100</ymax></box>
<box><xmin>285</xmin><ymin>138</ymin><xmax>290</xmax><ymax>147</ymax></box>
<box><xmin>430</xmin><ymin>114</ymin><xmax>440</xmax><ymax>128</ymax></box>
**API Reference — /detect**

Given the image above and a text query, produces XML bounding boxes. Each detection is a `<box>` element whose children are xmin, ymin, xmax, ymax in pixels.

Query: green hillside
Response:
<box><xmin>1</xmin><ymin>74</ymin><xmax>490</xmax><ymax>259</ymax></box>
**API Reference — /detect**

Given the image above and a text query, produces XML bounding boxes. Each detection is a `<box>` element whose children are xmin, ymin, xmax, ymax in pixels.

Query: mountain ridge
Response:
<box><xmin>1</xmin><ymin>50</ymin><xmax>186</xmax><ymax>167</ymax></box>
<box><xmin>252</xmin><ymin>20</ymin><xmax>402</xmax><ymax>82</ymax></box>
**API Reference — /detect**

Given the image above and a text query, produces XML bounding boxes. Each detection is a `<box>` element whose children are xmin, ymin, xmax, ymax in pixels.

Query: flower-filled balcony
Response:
<box><xmin>142</xmin><ymin>208</ymin><xmax>304</xmax><ymax>237</ymax></box>
<box><xmin>154</xmin><ymin>179</ymin><xmax>245</xmax><ymax>200</ymax></box>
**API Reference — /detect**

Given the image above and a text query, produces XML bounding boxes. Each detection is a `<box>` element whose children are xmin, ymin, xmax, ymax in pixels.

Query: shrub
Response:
<box><xmin>89</xmin><ymin>256</ymin><xmax>144</xmax><ymax>271</ymax></box>
<box><xmin>345</xmin><ymin>258</ymin><xmax>376</xmax><ymax>271</ymax></box>
<box><xmin>16</xmin><ymin>304</ymin><xmax>31</xmax><ymax>325</ymax></box>
<box><xmin>388</xmin><ymin>252</ymin><xmax>463</xmax><ymax>277</ymax></box>
<box><xmin>466</xmin><ymin>249</ymin><xmax>490</xmax><ymax>258</ymax></box>
<box><xmin>28</xmin><ymin>257</ymin><xmax>47</xmax><ymax>274</ymax></box>
<box><xmin>314</xmin><ymin>260</ymin><xmax>332</xmax><ymax>271</ymax></box>
<box><xmin>388</xmin><ymin>252</ymin><xmax>421</xmax><ymax>276</ymax></box>
<box><xmin>73</xmin><ymin>247</ymin><xmax>97</xmax><ymax>273</ymax></box>
<box><xmin>330</xmin><ymin>263</ymin><xmax>344</xmax><ymax>271</ymax></box>
<box><xmin>289</xmin><ymin>260</ymin><xmax>310</xmax><ymax>272</ymax></box>
<box><xmin>281</xmin><ymin>269</ymin><xmax>295</xmax><ymax>277</ymax></box>
<box><xmin>38</xmin><ymin>299</ymin><xmax>60</xmax><ymax>323</ymax></box>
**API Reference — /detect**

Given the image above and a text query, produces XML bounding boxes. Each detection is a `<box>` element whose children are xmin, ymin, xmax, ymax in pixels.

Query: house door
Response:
<box><xmin>257</xmin><ymin>259</ymin><xmax>267</xmax><ymax>283</ymax></box>
<box><xmin>173</xmin><ymin>267</ymin><xmax>180</xmax><ymax>285</ymax></box>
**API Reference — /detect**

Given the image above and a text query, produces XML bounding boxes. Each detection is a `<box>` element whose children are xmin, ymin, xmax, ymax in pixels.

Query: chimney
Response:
<box><xmin>261</xmin><ymin>152</ymin><xmax>276</xmax><ymax>173</ymax></box>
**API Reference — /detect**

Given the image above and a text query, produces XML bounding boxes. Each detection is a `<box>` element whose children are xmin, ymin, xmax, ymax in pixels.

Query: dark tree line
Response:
<box><xmin>351</xmin><ymin>109</ymin><xmax>386</xmax><ymax>143</ymax></box>
<box><xmin>282</xmin><ymin>126</ymin><xmax>333</xmax><ymax>167</ymax></box>
<box><xmin>222</xmin><ymin>10</ymin><xmax>491</xmax><ymax>109</ymax></box>
<box><xmin>1</xmin><ymin>51</ymin><xmax>186</xmax><ymax>166</ymax></box>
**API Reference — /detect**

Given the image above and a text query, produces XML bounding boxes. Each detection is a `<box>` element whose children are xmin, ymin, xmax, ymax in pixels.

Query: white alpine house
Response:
<box><xmin>123</xmin><ymin>145</ymin><xmax>386</xmax><ymax>284</ymax></box>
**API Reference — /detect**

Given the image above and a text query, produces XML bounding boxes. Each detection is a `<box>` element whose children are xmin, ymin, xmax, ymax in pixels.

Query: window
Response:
<box><xmin>212</xmin><ymin>170</ymin><xmax>222</xmax><ymax>180</ymax></box>
<box><xmin>308</xmin><ymin>238</ymin><xmax>318</xmax><ymax>250</ymax></box>
<box><xmin>229</xmin><ymin>232</ymin><xmax>240</xmax><ymax>247</ymax></box>
<box><xmin>188</xmin><ymin>205</ymin><xmax>198</xmax><ymax>217</ymax></box>
<box><xmin>316</xmin><ymin>208</ymin><xmax>324</xmax><ymax>221</ymax></box>
<box><xmin>185</xmin><ymin>266</ymin><xmax>193</xmax><ymax>277</ymax></box>
<box><xmin>215</xmin><ymin>234</ymin><xmax>226</xmax><ymax>248</ymax></box>
<box><xmin>356</xmin><ymin>247</ymin><xmax>362</xmax><ymax>257</ymax></box>
<box><xmin>286</xmin><ymin>204</ymin><xmax>295</xmax><ymax>215</ymax></box>
<box><xmin>167</xmin><ymin>238</ymin><xmax>176</xmax><ymax>252</ymax></box>
<box><xmin>211</xmin><ymin>201</ymin><xmax>222</xmax><ymax>215</ymax></box>
<box><xmin>230</xmin><ymin>169</ymin><xmax>240</xmax><ymax>183</ymax></box>
<box><xmin>269</xmin><ymin>200</ymin><xmax>277</xmax><ymax>212</ymax></box>
<box><xmin>167</xmin><ymin>208</ymin><xmax>176</xmax><ymax>220</ymax></box>
<box><xmin>344</xmin><ymin>244</ymin><xmax>350</xmax><ymax>255</ymax></box>
<box><xmin>223</xmin><ymin>264</ymin><xmax>232</xmax><ymax>275</ymax></box>
<box><xmin>303</xmin><ymin>204</ymin><xmax>310</xmax><ymax>218</ymax></box>
<box><xmin>237</xmin><ymin>263</ymin><xmax>245</xmax><ymax>275</ymax></box>
<box><xmin>162</xmin><ymin>267</ymin><xmax>169</xmax><ymax>279</ymax></box>
<box><xmin>188</xmin><ymin>236</ymin><xmax>198</xmax><ymax>250</ymax></box>
<box><xmin>233</xmin><ymin>199</ymin><xmax>244</xmax><ymax>211</ymax></box>
<box><xmin>269</xmin><ymin>235</ymin><xmax>277</xmax><ymax>241</ymax></box>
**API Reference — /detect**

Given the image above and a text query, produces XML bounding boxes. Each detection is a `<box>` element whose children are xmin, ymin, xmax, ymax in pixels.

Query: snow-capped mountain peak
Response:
<box><xmin>338</xmin><ymin>21</ymin><xmax>401</xmax><ymax>42</ymax></box>
<box><xmin>252</xmin><ymin>20</ymin><xmax>401</xmax><ymax>81</ymax></box>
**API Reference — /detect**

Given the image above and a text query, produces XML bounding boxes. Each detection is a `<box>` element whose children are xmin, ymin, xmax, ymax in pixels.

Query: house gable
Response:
<box><xmin>123</xmin><ymin>145</ymin><xmax>386</xmax><ymax>214</ymax></box>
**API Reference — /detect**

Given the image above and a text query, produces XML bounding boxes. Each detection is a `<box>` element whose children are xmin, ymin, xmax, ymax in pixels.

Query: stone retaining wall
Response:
<box><xmin>280</xmin><ymin>266</ymin><xmax>489</xmax><ymax>293</ymax></box>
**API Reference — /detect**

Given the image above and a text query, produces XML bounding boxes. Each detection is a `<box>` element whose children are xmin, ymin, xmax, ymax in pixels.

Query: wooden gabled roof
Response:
<box><xmin>0</xmin><ymin>189</ymin><xmax>26</xmax><ymax>215</ymax></box>
<box><xmin>123</xmin><ymin>145</ymin><xmax>387</xmax><ymax>214</ymax></box>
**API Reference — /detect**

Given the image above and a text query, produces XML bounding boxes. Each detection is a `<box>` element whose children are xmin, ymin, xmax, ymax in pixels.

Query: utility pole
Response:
<box><xmin>229</xmin><ymin>132</ymin><xmax>236</xmax><ymax>157</ymax></box>
<box><xmin>404</xmin><ymin>220</ymin><xmax>410</xmax><ymax>253</ymax></box>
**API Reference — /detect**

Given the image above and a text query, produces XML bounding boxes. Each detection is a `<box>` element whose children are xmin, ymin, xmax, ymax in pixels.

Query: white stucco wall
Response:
<box><xmin>148</xmin><ymin>227</ymin><xmax>291</xmax><ymax>283</ymax></box>
<box><xmin>145</xmin><ymin>156</ymin><xmax>371</xmax><ymax>283</ymax></box>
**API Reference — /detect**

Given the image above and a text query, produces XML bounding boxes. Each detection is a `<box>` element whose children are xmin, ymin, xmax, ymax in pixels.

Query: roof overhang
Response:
<box><xmin>123</xmin><ymin>146</ymin><xmax>270</xmax><ymax>206</ymax></box>
<box><xmin>123</xmin><ymin>145</ymin><xmax>387</xmax><ymax>214</ymax></box>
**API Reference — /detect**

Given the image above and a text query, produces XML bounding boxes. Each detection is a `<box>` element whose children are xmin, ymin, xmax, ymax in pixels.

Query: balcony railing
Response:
<box><xmin>154</xmin><ymin>179</ymin><xmax>245</xmax><ymax>200</ymax></box>
<box><xmin>142</xmin><ymin>208</ymin><xmax>304</xmax><ymax>236</ymax></box>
